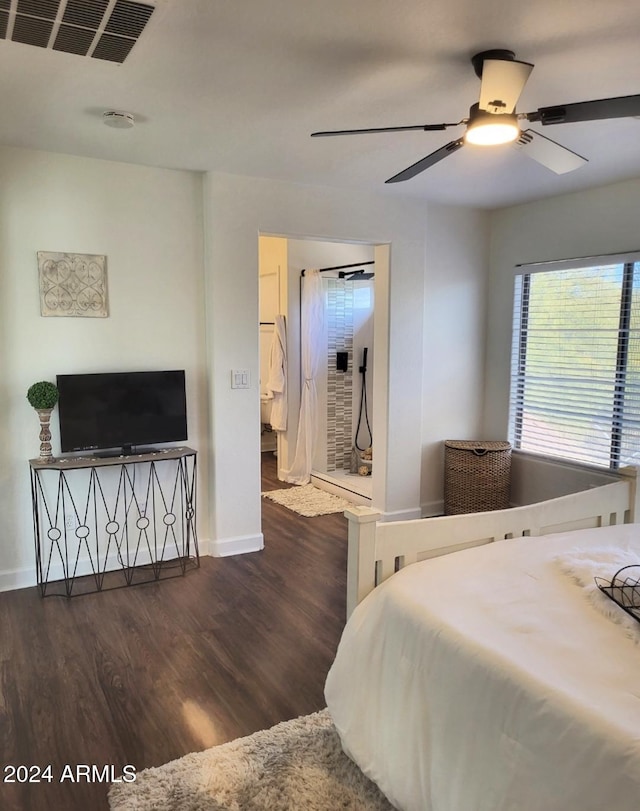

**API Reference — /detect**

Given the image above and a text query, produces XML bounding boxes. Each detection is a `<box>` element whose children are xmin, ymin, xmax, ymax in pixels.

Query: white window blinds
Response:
<box><xmin>508</xmin><ymin>256</ymin><xmax>640</xmax><ymax>469</ymax></box>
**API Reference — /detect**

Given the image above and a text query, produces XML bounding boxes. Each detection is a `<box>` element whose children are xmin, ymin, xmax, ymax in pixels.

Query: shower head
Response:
<box><xmin>338</xmin><ymin>269</ymin><xmax>375</xmax><ymax>280</ymax></box>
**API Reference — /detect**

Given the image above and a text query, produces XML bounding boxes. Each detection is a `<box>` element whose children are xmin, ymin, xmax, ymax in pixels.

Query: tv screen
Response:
<box><xmin>56</xmin><ymin>370</ymin><xmax>188</xmax><ymax>454</ymax></box>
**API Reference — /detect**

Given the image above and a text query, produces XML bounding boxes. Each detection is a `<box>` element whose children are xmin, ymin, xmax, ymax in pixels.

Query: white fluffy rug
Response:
<box><xmin>261</xmin><ymin>485</ymin><xmax>351</xmax><ymax>517</ymax></box>
<box><xmin>108</xmin><ymin>709</ymin><xmax>394</xmax><ymax>811</ymax></box>
<box><xmin>555</xmin><ymin>546</ymin><xmax>640</xmax><ymax>644</ymax></box>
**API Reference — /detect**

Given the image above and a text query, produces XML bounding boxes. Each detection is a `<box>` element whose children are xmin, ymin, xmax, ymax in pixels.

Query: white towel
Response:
<box><xmin>266</xmin><ymin>314</ymin><xmax>287</xmax><ymax>431</ymax></box>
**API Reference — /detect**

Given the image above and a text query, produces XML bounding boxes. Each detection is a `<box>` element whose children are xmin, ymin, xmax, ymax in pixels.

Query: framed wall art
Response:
<box><xmin>38</xmin><ymin>251</ymin><xmax>109</xmax><ymax>318</ymax></box>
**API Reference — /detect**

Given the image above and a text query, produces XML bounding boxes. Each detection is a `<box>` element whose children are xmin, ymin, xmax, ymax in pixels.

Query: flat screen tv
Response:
<box><xmin>56</xmin><ymin>370</ymin><xmax>188</xmax><ymax>455</ymax></box>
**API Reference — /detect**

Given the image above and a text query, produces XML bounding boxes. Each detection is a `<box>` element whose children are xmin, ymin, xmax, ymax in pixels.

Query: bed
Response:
<box><xmin>326</xmin><ymin>466</ymin><xmax>640</xmax><ymax>811</ymax></box>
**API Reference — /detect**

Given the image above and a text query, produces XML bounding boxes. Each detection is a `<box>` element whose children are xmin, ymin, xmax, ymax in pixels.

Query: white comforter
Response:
<box><xmin>325</xmin><ymin>524</ymin><xmax>640</xmax><ymax>811</ymax></box>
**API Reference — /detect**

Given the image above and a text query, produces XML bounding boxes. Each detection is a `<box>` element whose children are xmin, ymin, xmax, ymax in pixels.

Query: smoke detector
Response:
<box><xmin>103</xmin><ymin>110</ymin><xmax>135</xmax><ymax>129</ymax></box>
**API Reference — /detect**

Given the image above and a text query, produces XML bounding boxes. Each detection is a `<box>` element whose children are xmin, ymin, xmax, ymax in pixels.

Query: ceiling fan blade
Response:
<box><xmin>511</xmin><ymin>129</ymin><xmax>587</xmax><ymax>174</ymax></box>
<box><xmin>479</xmin><ymin>58</ymin><xmax>534</xmax><ymax>114</ymax></box>
<box><xmin>527</xmin><ymin>94</ymin><xmax>640</xmax><ymax>125</ymax></box>
<box><xmin>311</xmin><ymin>122</ymin><xmax>458</xmax><ymax>137</ymax></box>
<box><xmin>385</xmin><ymin>139</ymin><xmax>464</xmax><ymax>183</ymax></box>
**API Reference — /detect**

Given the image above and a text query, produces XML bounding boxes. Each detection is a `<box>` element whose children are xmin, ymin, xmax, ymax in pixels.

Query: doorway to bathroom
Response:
<box><xmin>258</xmin><ymin>235</ymin><xmax>380</xmax><ymax>507</ymax></box>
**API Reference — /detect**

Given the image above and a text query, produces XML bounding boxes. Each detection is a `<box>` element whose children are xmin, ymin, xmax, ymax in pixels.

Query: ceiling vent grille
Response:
<box><xmin>0</xmin><ymin>0</ymin><xmax>157</xmax><ymax>63</ymax></box>
<box><xmin>0</xmin><ymin>0</ymin><xmax>7</xmax><ymax>39</ymax></box>
<box><xmin>63</xmin><ymin>0</ymin><xmax>109</xmax><ymax>29</ymax></box>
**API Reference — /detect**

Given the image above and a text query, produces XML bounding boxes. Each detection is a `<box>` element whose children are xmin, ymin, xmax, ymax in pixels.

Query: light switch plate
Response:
<box><xmin>231</xmin><ymin>369</ymin><xmax>250</xmax><ymax>389</ymax></box>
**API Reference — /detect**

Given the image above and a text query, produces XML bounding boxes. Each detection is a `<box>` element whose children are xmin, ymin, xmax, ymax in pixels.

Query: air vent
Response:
<box><xmin>12</xmin><ymin>12</ymin><xmax>52</xmax><ymax>47</ymax></box>
<box><xmin>105</xmin><ymin>1</ymin><xmax>153</xmax><ymax>38</ymax></box>
<box><xmin>2</xmin><ymin>0</ymin><xmax>157</xmax><ymax>63</ymax></box>
<box><xmin>63</xmin><ymin>0</ymin><xmax>109</xmax><ymax>30</ymax></box>
<box><xmin>92</xmin><ymin>30</ymin><xmax>135</xmax><ymax>62</ymax></box>
<box><xmin>17</xmin><ymin>0</ymin><xmax>59</xmax><ymax>18</ymax></box>
<box><xmin>53</xmin><ymin>21</ymin><xmax>94</xmax><ymax>55</ymax></box>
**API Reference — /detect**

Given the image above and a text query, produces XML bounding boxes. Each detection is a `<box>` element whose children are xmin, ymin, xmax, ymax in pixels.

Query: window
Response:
<box><xmin>508</xmin><ymin>255</ymin><xmax>640</xmax><ymax>469</ymax></box>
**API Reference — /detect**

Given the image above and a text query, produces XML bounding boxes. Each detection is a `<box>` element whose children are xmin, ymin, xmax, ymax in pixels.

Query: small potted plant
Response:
<box><xmin>27</xmin><ymin>381</ymin><xmax>59</xmax><ymax>463</ymax></box>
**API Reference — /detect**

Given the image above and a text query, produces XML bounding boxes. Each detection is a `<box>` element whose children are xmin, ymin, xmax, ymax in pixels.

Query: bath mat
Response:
<box><xmin>261</xmin><ymin>484</ymin><xmax>351</xmax><ymax>517</ymax></box>
<box><xmin>108</xmin><ymin>709</ymin><xmax>394</xmax><ymax>810</ymax></box>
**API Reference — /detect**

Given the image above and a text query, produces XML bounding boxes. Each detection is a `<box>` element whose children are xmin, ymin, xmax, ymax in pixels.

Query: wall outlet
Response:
<box><xmin>65</xmin><ymin>514</ymin><xmax>77</xmax><ymax>530</ymax></box>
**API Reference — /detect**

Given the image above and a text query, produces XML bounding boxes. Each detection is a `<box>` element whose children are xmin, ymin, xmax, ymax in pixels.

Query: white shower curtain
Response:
<box><xmin>282</xmin><ymin>269</ymin><xmax>325</xmax><ymax>485</ymax></box>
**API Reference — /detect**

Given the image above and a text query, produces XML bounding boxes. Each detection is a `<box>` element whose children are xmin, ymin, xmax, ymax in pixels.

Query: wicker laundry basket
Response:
<box><xmin>444</xmin><ymin>440</ymin><xmax>512</xmax><ymax>515</ymax></box>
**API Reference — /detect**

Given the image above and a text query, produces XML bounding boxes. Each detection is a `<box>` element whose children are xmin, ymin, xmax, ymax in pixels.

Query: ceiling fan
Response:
<box><xmin>311</xmin><ymin>49</ymin><xmax>640</xmax><ymax>183</ymax></box>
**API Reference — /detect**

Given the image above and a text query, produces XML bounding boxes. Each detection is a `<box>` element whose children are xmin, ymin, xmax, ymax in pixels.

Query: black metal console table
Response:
<box><xmin>29</xmin><ymin>446</ymin><xmax>198</xmax><ymax>597</ymax></box>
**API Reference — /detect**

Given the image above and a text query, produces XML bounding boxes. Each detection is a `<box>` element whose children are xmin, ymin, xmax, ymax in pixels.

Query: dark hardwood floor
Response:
<box><xmin>0</xmin><ymin>452</ymin><xmax>348</xmax><ymax>811</ymax></box>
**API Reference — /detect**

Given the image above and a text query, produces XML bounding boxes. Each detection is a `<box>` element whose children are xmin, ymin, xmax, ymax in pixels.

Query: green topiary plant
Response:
<box><xmin>27</xmin><ymin>380</ymin><xmax>59</xmax><ymax>410</ymax></box>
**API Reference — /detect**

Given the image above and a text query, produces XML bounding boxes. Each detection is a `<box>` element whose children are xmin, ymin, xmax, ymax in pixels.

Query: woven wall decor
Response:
<box><xmin>38</xmin><ymin>251</ymin><xmax>109</xmax><ymax>318</ymax></box>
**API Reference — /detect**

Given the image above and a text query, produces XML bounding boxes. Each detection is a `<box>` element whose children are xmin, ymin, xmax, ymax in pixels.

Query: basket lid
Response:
<box><xmin>444</xmin><ymin>440</ymin><xmax>511</xmax><ymax>452</ymax></box>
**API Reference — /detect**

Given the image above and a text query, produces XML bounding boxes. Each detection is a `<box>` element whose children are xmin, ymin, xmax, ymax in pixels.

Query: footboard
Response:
<box><xmin>345</xmin><ymin>466</ymin><xmax>639</xmax><ymax>618</ymax></box>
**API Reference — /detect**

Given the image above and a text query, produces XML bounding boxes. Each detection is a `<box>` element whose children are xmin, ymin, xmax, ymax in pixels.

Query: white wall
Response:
<box><xmin>485</xmin><ymin>177</ymin><xmax>640</xmax><ymax>502</ymax></box>
<box><xmin>0</xmin><ymin>146</ymin><xmax>207</xmax><ymax>589</ymax></box>
<box><xmin>203</xmin><ymin>171</ymin><xmax>490</xmax><ymax>549</ymax></box>
<box><xmin>0</xmin><ymin>149</ymin><xmax>491</xmax><ymax>585</ymax></box>
<box><xmin>421</xmin><ymin>204</ymin><xmax>491</xmax><ymax>515</ymax></box>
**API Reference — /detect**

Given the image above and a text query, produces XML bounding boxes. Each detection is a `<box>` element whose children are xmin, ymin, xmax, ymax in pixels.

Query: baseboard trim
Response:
<box><xmin>210</xmin><ymin>533</ymin><xmax>264</xmax><ymax>557</ymax></box>
<box><xmin>197</xmin><ymin>538</ymin><xmax>211</xmax><ymax>557</ymax></box>
<box><xmin>0</xmin><ymin>538</ymin><xmax>212</xmax><ymax>594</ymax></box>
<box><xmin>0</xmin><ymin>567</ymin><xmax>36</xmax><ymax>593</ymax></box>
<box><xmin>379</xmin><ymin>506</ymin><xmax>423</xmax><ymax>522</ymax></box>
<box><xmin>421</xmin><ymin>499</ymin><xmax>445</xmax><ymax>518</ymax></box>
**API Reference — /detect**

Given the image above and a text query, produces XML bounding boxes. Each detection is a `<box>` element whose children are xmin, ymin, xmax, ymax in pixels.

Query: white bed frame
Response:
<box><xmin>344</xmin><ymin>466</ymin><xmax>640</xmax><ymax>618</ymax></box>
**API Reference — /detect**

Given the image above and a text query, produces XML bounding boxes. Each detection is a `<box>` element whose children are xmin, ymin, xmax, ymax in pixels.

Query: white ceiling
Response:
<box><xmin>1</xmin><ymin>0</ymin><xmax>640</xmax><ymax>209</ymax></box>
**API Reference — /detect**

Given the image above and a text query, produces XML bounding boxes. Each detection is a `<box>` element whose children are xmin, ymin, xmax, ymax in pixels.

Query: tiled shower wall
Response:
<box><xmin>326</xmin><ymin>280</ymin><xmax>353</xmax><ymax>471</ymax></box>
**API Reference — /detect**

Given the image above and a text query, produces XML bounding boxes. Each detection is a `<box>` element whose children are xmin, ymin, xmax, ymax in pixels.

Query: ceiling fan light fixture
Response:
<box><xmin>311</xmin><ymin>48</ymin><xmax>640</xmax><ymax>183</ymax></box>
<box><xmin>464</xmin><ymin>105</ymin><xmax>520</xmax><ymax>146</ymax></box>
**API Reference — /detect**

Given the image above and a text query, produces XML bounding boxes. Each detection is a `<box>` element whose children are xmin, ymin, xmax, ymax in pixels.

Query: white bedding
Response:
<box><xmin>325</xmin><ymin>524</ymin><xmax>640</xmax><ymax>811</ymax></box>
